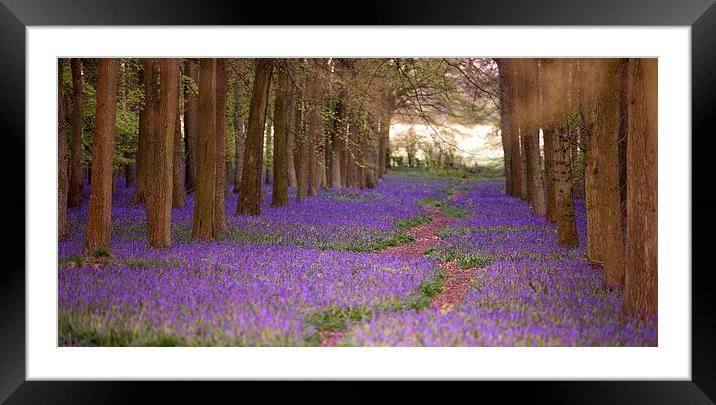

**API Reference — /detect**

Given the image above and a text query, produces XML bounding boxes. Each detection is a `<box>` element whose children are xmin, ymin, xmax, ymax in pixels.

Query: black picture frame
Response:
<box><xmin>1</xmin><ymin>0</ymin><xmax>713</xmax><ymax>403</ymax></box>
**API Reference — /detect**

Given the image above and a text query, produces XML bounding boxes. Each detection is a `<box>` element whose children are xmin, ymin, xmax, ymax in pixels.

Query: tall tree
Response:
<box><xmin>184</xmin><ymin>59</ymin><xmax>199</xmax><ymax>193</ymax></box>
<box><xmin>580</xmin><ymin>59</ymin><xmax>625</xmax><ymax>286</ymax></box>
<box><xmin>329</xmin><ymin>96</ymin><xmax>345</xmax><ymax>188</ymax></box>
<box><xmin>68</xmin><ymin>58</ymin><xmax>84</xmax><ymax>208</ymax></box>
<box><xmin>172</xmin><ymin>96</ymin><xmax>185</xmax><ymax>208</ymax></box>
<box><xmin>520</xmin><ymin>59</ymin><xmax>546</xmax><ymax>216</ymax></box>
<box><xmin>501</xmin><ymin>59</ymin><xmax>522</xmax><ymax>198</ymax></box>
<box><xmin>83</xmin><ymin>59</ymin><xmax>118</xmax><ymax>254</ymax></box>
<box><xmin>497</xmin><ymin>59</ymin><xmax>513</xmax><ymax>195</ymax></box>
<box><xmin>624</xmin><ymin>58</ymin><xmax>658</xmax><ymax>318</ymax></box>
<box><xmin>295</xmin><ymin>77</ymin><xmax>309</xmax><ymax>201</ymax></box>
<box><xmin>192</xmin><ymin>58</ymin><xmax>217</xmax><ymax>240</ymax></box>
<box><xmin>147</xmin><ymin>58</ymin><xmax>179</xmax><ymax>248</ymax></box>
<box><xmin>58</xmin><ymin>59</ymin><xmax>69</xmax><ymax>240</ymax></box>
<box><xmin>542</xmin><ymin>58</ymin><xmax>579</xmax><ymax>247</ymax></box>
<box><xmin>134</xmin><ymin>59</ymin><xmax>158</xmax><ymax>204</ymax></box>
<box><xmin>306</xmin><ymin>72</ymin><xmax>323</xmax><ymax>197</ymax></box>
<box><xmin>237</xmin><ymin>59</ymin><xmax>274</xmax><ymax>215</ymax></box>
<box><xmin>232</xmin><ymin>59</ymin><xmax>246</xmax><ymax>193</ymax></box>
<box><xmin>214</xmin><ymin>58</ymin><xmax>228</xmax><ymax>234</ymax></box>
<box><xmin>272</xmin><ymin>61</ymin><xmax>290</xmax><ymax>207</ymax></box>
<box><xmin>285</xmin><ymin>75</ymin><xmax>298</xmax><ymax>188</ymax></box>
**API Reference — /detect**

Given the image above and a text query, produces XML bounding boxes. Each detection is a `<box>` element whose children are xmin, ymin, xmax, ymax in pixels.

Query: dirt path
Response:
<box><xmin>319</xmin><ymin>183</ymin><xmax>479</xmax><ymax>347</ymax></box>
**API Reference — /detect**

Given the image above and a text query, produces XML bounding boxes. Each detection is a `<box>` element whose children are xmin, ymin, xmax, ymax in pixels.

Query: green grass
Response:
<box><xmin>423</xmin><ymin>247</ymin><xmax>491</xmax><ymax>269</ymax></box>
<box><xmin>417</xmin><ymin>197</ymin><xmax>468</xmax><ymax>218</ymax></box>
<box><xmin>323</xmin><ymin>231</ymin><xmax>415</xmax><ymax>253</ymax></box>
<box><xmin>306</xmin><ymin>266</ymin><xmax>447</xmax><ymax>340</ymax></box>
<box><xmin>386</xmin><ymin>165</ymin><xmax>504</xmax><ymax>182</ymax></box>
<box><xmin>393</xmin><ymin>214</ymin><xmax>431</xmax><ymax>230</ymax></box>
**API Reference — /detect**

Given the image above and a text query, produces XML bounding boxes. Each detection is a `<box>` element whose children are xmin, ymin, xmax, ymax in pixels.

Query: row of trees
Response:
<box><xmin>496</xmin><ymin>58</ymin><xmax>657</xmax><ymax>319</ymax></box>
<box><xmin>57</xmin><ymin>58</ymin><xmax>416</xmax><ymax>250</ymax></box>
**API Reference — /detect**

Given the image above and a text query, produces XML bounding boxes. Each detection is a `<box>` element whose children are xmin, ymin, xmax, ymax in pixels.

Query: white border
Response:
<box><xmin>27</xmin><ymin>27</ymin><xmax>690</xmax><ymax>380</ymax></box>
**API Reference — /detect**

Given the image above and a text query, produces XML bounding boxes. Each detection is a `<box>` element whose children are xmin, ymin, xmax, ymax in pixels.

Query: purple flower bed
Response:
<box><xmin>340</xmin><ymin>180</ymin><xmax>657</xmax><ymax>346</ymax></box>
<box><xmin>343</xmin><ymin>257</ymin><xmax>656</xmax><ymax>346</ymax></box>
<box><xmin>59</xmin><ymin>243</ymin><xmax>439</xmax><ymax>346</ymax></box>
<box><xmin>61</xmin><ymin>176</ymin><xmax>452</xmax><ymax>257</ymax></box>
<box><xmin>58</xmin><ymin>175</ymin><xmax>448</xmax><ymax>346</ymax></box>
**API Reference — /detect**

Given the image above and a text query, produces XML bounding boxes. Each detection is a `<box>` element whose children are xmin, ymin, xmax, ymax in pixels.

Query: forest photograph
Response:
<box><xmin>56</xmin><ymin>57</ymin><xmax>657</xmax><ymax>347</ymax></box>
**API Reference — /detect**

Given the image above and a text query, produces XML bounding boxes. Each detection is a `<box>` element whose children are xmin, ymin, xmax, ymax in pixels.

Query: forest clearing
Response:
<box><xmin>57</xmin><ymin>58</ymin><xmax>657</xmax><ymax>346</ymax></box>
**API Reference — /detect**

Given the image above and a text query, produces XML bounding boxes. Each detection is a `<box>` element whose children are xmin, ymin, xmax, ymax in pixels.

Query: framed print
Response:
<box><xmin>1</xmin><ymin>0</ymin><xmax>714</xmax><ymax>403</ymax></box>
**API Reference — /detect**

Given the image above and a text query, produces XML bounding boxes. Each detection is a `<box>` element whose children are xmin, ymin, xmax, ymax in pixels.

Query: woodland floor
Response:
<box><xmin>58</xmin><ymin>169</ymin><xmax>657</xmax><ymax>347</ymax></box>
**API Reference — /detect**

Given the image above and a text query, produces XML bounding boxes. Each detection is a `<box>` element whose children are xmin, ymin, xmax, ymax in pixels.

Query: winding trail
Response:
<box><xmin>318</xmin><ymin>184</ymin><xmax>481</xmax><ymax>347</ymax></box>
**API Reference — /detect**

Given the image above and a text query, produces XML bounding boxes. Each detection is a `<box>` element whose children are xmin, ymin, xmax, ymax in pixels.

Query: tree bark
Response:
<box><xmin>213</xmin><ymin>58</ymin><xmax>228</xmax><ymax>234</ymax></box>
<box><xmin>147</xmin><ymin>58</ymin><xmax>179</xmax><ymax>248</ymax></box>
<box><xmin>543</xmin><ymin>59</ymin><xmax>579</xmax><ymax>247</ymax></box>
<box><xmin>183</xmin><ymin>60</ymin><xmax>199</xmax><ymax>193</ymax></box>
<box><xmin>521</xmin><ymin>59</ymin><xmax>546</xmax><ymax>215</ymax></box>
<box><xmin>172</xmin><ymin>95</ymin><xmax>185</xmax><ymax>208</ymax></box>
<box><xmin>497</xmin><ymin>59</ymin><xmax>513</xmax><ymax>195</ymax></box>
<box><xmin>580</xmin><ymin>59</ymin><xmax>625</xmax><ymax>286</ymax></box>
<box><xmin>329</xmin><ymin>98</ymin><xmax>344</xmax><ymax>188</ymax></box>
<box><xmin>232</xmin><ymin>60</ymin><xmax>246</xmax><ymax>193</ymax></box>
<box><xmin>624</xmin><ymin>58</ymin><xmax>657</xmax><ymax>318</ymax></box>
<box><xmin>307</xmin><ymin>74</ymin><xmax>322</xmax><ymax>197</ymax></box>
<box><xmin>83</xmin><ymin>59</ymin><xmax>118</xmax><ymax>254</ymax></box>
<box><xmin>295</xmin><ymin>81</ymin><xmax>309</xmax><ymax>200</ymax></box>
<box><xmin>237</xmin><ymin>59</ymin><xmax>273</xmax><ymax>215</ymax></box>
<box><xmin>192</xmin><ymin>58</ymin><xmax>217</xmax><ymax>239</ymax></box>
<box><xmin>68</xmin><ymin>58</ymin><xmax>84</xmax><ymax>208</ymax></box>
<box><xmin>58</xmin><ymin>59</ymin><xmax>69</xmax><ymax>240</ymax></box>
<box><xmin>272</xmin><ymin>61</ymin><xmax>290</xmax><ymax>207</ymax></box>
<box><xmin>285</xmin><ymin>77</ymin><xmax>298</xmax><ymax>188</ymax></box>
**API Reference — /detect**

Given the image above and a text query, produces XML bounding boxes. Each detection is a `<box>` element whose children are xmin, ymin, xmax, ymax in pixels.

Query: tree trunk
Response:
<box><xmin>519</xmin><ymin>130</ymin><xmax>528</xmax><ymax>200</ymax></box>
<box><xmin>618</xmin><ymin>59</ymin><xmax>629</xmax><ymax>224</ymax></box>
<box><xmin>503</xmin><ymin>60</ymin><xmax>522</xmax><ymax>198</ymax></box>
<box><xmin>597</xmin><ymin>60</ymin><xmax>626</xmax><ymax>288</ymax></box>
<box><xmin>264</xmin><ymin>106</ymin><xmax>274</xmax><ymax>185</ymax></box>
<box><xmin>285</xmin><ymin>78</ymin><xmax>298</xmax><ymax>188</ymax></box>
<box><xmin>172</xmin><ymin>96</ymin><xmax>185</xmax><ymax>208</ymax></box>
<box><xmin>538</xmin><ymin>59</ymin><xmax>556</xmax><ymax>222</ymax></box>
<box><xmin>497</xmin><ymin>59</ymin><xmax>513</xmax><ymax>195</ymax></box>
<box><xmin>521</xmin><ymin>59</ymin><xmax>546</xmax><ymax>215</ymax></box>
<box><xmin>133</xmin><ymin>61</ymin><xmax>149</xmax><ymax>204</ymax></box>
<box><xmin>271</xmin><ymin>61</ymin><xmax>290</xmax><ymax>207</ymax></box>
<box><xmin>192</xmin><ymin>58</ymin><xmax>217</xmax><ymax>239</ymax></box>
<box><xmin>214</xmin><ymin>58</ymin><xmax>228</xmax><ymax>235</ymax></box>
<box><xmin>624</xmin><ymin>58</ymin><xmax>657</xmax><ymax>318</ymax></box>
<box><xmin>295</xmin><ymin>82</ymin><xmax>309</xmax><ymax>200</ymax></box>
<box><xmin>307</xmin><ymin>74</ymin><xmax>322</xmax><ymax>197</ymax></box>
<box><xmin>543</xmin><ymin>59</ymin><xmax>579</xmax><ymax>247</ymax></box>
<box><xmin>232</xmin><ymin>60</ymin><xmax>246</xmax><ymax>193</ymax></box>
<box><xmin>68</xmin><ymin>58</ymin><xmax>84</xmax><ymax>208</ymax></box>
<box><xmin>147</xmin><ymin>58</ymin><xmax>179</xmax><ymax>248</ymax></box>
<box><xmin>365</xmin><ymin>118</ymin><xmax>378</xmax><ymax>189</ymax></box>
<box><xmin>83</xmin><ymin>59</ymin><xmax>118</xmax><ymax>254</ymax></box>
<box><xmin>581</xmin><ymin>59</ymin><xmax>625</xmax><ymax>287</ymax></box>
<box><xmin>329</xmin><ymin>98</ymin><xmax>344</xmax><ymax>188</ymax></box>
<box><xmin>237</xmin><ymin>59</ymin><xmax>273</xmax><ymax>215</ymax></box>
<box><xmin>58</xmin><ymin>59</ymin><xmax>69</xmax><ymax>240</ymax></box>
<box><xmin>183</xmin><ymin>60</ymin><xmax>199</xmax><ymax>193</ymax></box>
<box><xmin>123</xmin><ymin>153</ymin><xmax>134</xmax><ymax>188</ymax></box>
